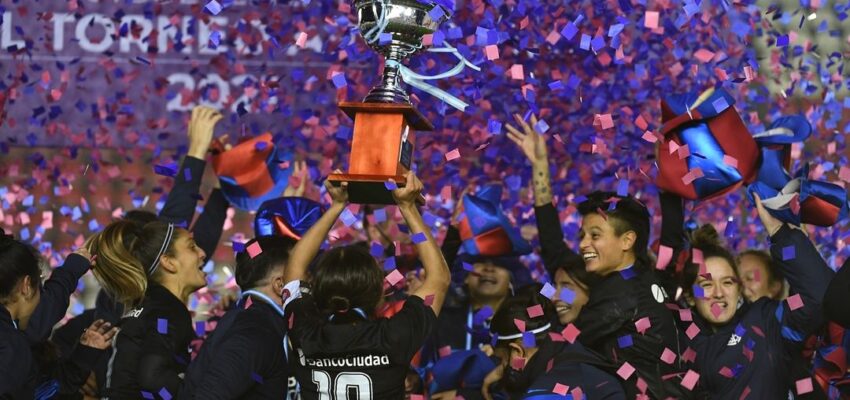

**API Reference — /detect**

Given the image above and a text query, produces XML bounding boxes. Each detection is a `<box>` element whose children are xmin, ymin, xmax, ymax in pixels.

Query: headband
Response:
<box><xmin>496</xmin><ymin>323</ymin><xmax>551</xmax><ymax>341</ymax></box>
<box><xmin>148</xmin><ymin>223</ymin><xmax>175</xmax><ymax>276</ymax></box>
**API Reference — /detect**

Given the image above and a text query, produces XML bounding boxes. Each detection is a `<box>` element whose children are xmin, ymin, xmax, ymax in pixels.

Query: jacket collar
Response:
<box><xmin>0</xmin><ymin>304</ymin><xmax>15</xmax><ymax>329</ymax></box>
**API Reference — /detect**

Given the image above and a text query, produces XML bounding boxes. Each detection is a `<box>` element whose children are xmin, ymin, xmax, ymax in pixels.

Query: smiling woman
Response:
<box><xmin>681</xmin><ymin>225</ymin><xmax>743</xmax><ymax>325</ymax></box>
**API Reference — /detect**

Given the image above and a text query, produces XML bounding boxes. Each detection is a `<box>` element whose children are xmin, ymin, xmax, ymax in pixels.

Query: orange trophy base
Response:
<box><xmin>328</xmin><ymin>102</ymin><xmax>433</xmax><ymax>204</ymax></box>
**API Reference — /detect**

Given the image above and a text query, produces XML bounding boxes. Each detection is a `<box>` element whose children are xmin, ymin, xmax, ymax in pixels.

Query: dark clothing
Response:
<box><xmin>103</xmin><ymin>284</ymin><xmax>195</xmax><ymax>399</ymax></box>
<box><xmin>25</xmin><ymin>254</ymin><xmax>92</xmax><ymax>344</ymax></box>
<box><xmin>575</xmin><ymin>264</ymin><xmax>692</xmax><ymax>399</ymax></box>
<box><xmin>511</xmin><ymin>341</ymin><xmax>625</xmax><ymax>400</ymax></box>
<box><xmin>824</xmin><ymin>257</ymin><xmax>850</xmax><ymax>329</ymax></box>
<box><xmin>533</xmin><ymin>203</ymin><xmax>584</xmax><ymax>276</ymax></box>
<box><xmin>687</xmin><ymin>224</ymin><xmax>834</xmax><ymax>399</ymax></box>
<box><xmin>433</xmin><ymin>302</ymin><xmax>492</xmax><ymax>353</ymax></box>
<box><xmin>51</xmin><ymin>309</ymin><xmax>95</xmax><ymax>360</ymax></box>
<box><xmin>181</xmin><ymin>296</ymin><xmax>289</xmax><ymax>400</ymax></box>
<box><xmin>191</xmin><ymin>188</ymin><xmax>228</xmax><ymax>260</ymax></box>
<box><xmin>0</xmin><ymin>305</ymin><xmax>104</xmax><ymax>399</ymax></box>
<box><xmin>286</xmin><ymin>293</ymin><xmax>436</xmax><ymax>399</ymax></box>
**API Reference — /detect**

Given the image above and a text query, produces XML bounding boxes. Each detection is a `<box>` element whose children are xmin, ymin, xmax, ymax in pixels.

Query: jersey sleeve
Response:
<box><xmin>384</xmin><ymin>296</ymin><xmax>438</xmax><ymax>364</ymax></box>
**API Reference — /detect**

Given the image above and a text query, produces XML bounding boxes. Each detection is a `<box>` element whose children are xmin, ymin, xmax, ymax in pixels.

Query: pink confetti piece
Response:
<box><xmin>553</xmin><ymin>383</ymin><xmax>569</xmax><ymax>396</ymax></box>
<box><xmin>511</xmin><ymin>357</ymin><xmax>526</xmax><ymax>370</ymax></box>
<box><xmin>660</xmin><ymin>348</ymin><xmax>677</xmax><ymax>364</ymax></box>
<box><xmin>681</xmin><ymin>370</ymin><xmax>700</xmax><ymax>391</ymax></box>
<box><xmin>656</xmin><ymin>245</ymin><xmax>673</xmax><ymax>270</ymax></box>
<box><xmin>786</xmin><ymin>294</ymin><xmax>804</xmax><ymax>311</ymax></box>
<box><xmin>445</xmin><ymin>148</ymin><xmax>461</xmax><ymax>161</ymax></box>
<box><xmin>485</xmin><ymin>45</ymin><xmax>499</xmax><ymax>60</ymax></box>
<box><xmin>641</xmin><ymin>131</ymin><xmax>658</xmax><ymax>143</ymax></box>
<box><xmin>439</xmin><ymin>346</ymin><xmax>452</xmax><ymax>358</ymax></box>
<box><xmin>513</xmin><ymin>318</ymin><xmax>526</xmax><ymax>332</ymax></box>
<box><xmin>723</xmin><ymin>155</ymin><xmax>739</xmax><ymax>168</ymax></box>
<box><xmin>597</xmin><ymin>114</ymin><xmax>614</xmax><ymax>130</ymax></box>
<box><xmin>719</xmin><ymin>366</ymin><xmax>735</xmax><ymax>378</ymax></box>
<box><xmin>710</xmin><ymin>303</ymin><xmax>724</xmax><ymax>318</ymax></box>
<box><xmin>682</xmin><ymin>168</ymin><xmax>704</xmax><ymax>185</ymax></box>
<box><xmin>561</xmin><ymin>323</ymin><xmax>581</xmax><ymax>344</ymax></box>
<box><xmin>616</xmin><ymin>362</ymin><xmax>635</xmax><ymax>380</ymax></box>
<box><xmin>510</xmin><ymin>64</ymin><xmax>524</xmax><ymax>80</ymax></box>
<box><xmin>635</xmin><ymin>317</ymin><xmax>651</xmax><ymax>334</ymax></box>
<box><xmin>694</xmin><ymin>49</ymin><xmax>716</xmax><ymax>63</ymax></box>
<box><xmin>796</xmin><ymin>378</ymin><xmax>813</xmax><ymax>394</ymax></box>
<box><xmin>246</xmin><ymin>241</ymin><xmax>262</xmax><ymax>259</ymax></box>
<box><xmin>296</xmin><ymin>32</ymin><xmax>308</xmax><ymax>48</ymax></box>
<box><xmin>526</xmin><ymin>304</ymin><xmax>544</xmax><ymax>318</ymax></box>
<box><xmin>686</xmin><ymin>322</ymin><xmax>700</xmax><ymax>339</ymax></box>
<box><xmin>385</xmin><ymin>269</ymin><xmax>403</xmax><ymax>286</ymax></box>
<box><xmin>644</xmin><ymin>11</ymin><xmax>660</xmax><ymax>29</ymax></box>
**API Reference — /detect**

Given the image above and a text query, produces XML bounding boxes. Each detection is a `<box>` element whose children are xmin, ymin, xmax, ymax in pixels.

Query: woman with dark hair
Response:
<box><xmin>485</xmin><ymin>289</ymin><xmax>624</xmax><ymax>399</ymax></box>
<box><xmin>89</xmin><ymin>219</ymin><xmax>208</xmax><ymax>399</ymax></box>
<box><xmin>737</xmin><ymin>249</ymin><xmax>786</xmax><ymax>302</ymax></box>
<box><xmin>507</xmin><ymin>114</ymin><xmax>690</xmax><ymax>399</ymax></box>
<box><xmin>669</xmin><ymin>195</ymin><xmax>834</xmax><ymax>398</ymax></box>
<box><xmin>281</xmin><ymin>171</ymin><xmax>450</xmax><ymax>399</ymax></box>
<box><xmin>180</xmin><ymin>235</ymin><xmax>298</xmax><ymax>399</ymax></box>
<box><xmin>0</xmin><ymin>231</ymin><xmax>118</xmax><ymax>398</ymax></box>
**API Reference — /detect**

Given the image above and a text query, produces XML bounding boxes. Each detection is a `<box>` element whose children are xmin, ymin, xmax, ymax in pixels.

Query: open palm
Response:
<box><xmin>506</xmin><ymin>113</ymin><xmax>548</xmax><ymax>164</ymax></box>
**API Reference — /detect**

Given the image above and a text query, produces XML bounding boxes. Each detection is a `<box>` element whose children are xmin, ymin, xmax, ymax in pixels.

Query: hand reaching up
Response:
<box><xmin>324</xmin><ymin>170</ymin><xmax>349</xmax><ymax>206</ymax></box>
<box><xmin>506</xmin><ymin>113</ymin><xmax>549</xmax><ymax>166</ymax></box>
<box><xmin>187</xmin><ymin>106</ymin><xmax>223</xmax><ymax>159</ymax></box>
<box><xmin>79</xmin><ymin>320</ymin><xmax>119</xmax><ymax>350</ymax></box>
<box><xmin>392</xmin><ymin>171</ymin><xmax>423</xmax><ymax>208</ymax></box>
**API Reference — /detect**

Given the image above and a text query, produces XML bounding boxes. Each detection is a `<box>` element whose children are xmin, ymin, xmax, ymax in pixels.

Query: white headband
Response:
<box><xmin>496</xmin><ymin>323</ymin><xmax>552</xmax><ymax>341</ymax></box>
<box><xmin>148</xmin><ymin>223</ymin><xmax>175</xmax><ymax>276</ymax></box>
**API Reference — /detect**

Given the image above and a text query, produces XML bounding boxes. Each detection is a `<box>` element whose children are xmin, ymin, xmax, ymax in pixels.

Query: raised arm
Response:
<box><xmin>159</xmin><ymin>106</ymin><xmax>222</xmax><ymax>226</ymax></box>
<box><xmin>25</xmin><ymin>250</ymin><xmax>92</xmax><ymax>343</ymax></box>
<box><xmin>395</xmin><ymin>172</ymin><xmax>451</xmax><ymax>316</ymax></box>
<box><xmin>283</xmin><ymin>175</ymin><xmax>348</xmax><ymax>284</ymax></box>
<box><xmin>755</xmin><ymin>195</ymin><xmax>834</xmax><ymax>340</ymax></box>
<box><xmin>190</xmin><ymin>188</ymin><xmax>229</xmax><ymax>261</ymax></box>
<box><xmin>506</xmin><ymin>113</ymin><xmax>582</xmax><ymax>272</ymax></box>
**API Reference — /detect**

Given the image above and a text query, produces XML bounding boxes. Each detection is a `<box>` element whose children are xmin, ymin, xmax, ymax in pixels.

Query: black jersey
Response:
<box><xmin>286</xmin><ymin>293</ymin><xmax>436</xmax><ymax>400</ymax></box>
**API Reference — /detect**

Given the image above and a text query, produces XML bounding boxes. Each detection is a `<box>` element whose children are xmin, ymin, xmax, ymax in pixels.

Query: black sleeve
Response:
<box><xmin>534</xmin><ymin>203</ymin><xmax>583</xmax><ymax>273</ymax></box>
<box><xmin>0</xmin><ymin>335</ymin><xmax>33</xmax><ymax>395</ymax></box>
<box><xmin>25</xmin><ymin>254</ymin><xmax>91</xmax><ymax>344</ymax></box>
<box><xmin>386</xmin><ymin>296</ymin><xmax>438</xmax><ymax>364</ymax></box>
<box><xmin>767</xmin><ymin>224</ymin><xmax>834</xmax><ymax>340</ymax></box>
<box><xmin>158</xmin><ymin>156</ymin><xmax>206</xmax><ymax>227</ymax></box>
<box><xmin>51</xmin><ymin>309</ymin><xmax>96</xmax><ymax>358</ymax></box>
<box><xmin>54</xmin><ymin>343</ymin><xmax>105</xmax><ymax>395</ymax></box>
<box><xmin>657</xmin><ymin>192</ymin><xmax>687</xmax><ymax>294</ymax></box>
<box><xmin>191</xmin><ymin>188</ymin><xmax>228</xmax><ymax>261</ymax></box>
<box><xmin>189</xmin><ymin>325</ymin><xmax>278</xmax><ymax>399</ymax></box>
<box><xmin>824</xmin><ymin>258</ymin><xmax>850</xmax><ymax>328</ymax></box>
<box><xmin>441</xmin><ymin>225</ymin><xmax>462</xmax><ymax>268</ymax></box>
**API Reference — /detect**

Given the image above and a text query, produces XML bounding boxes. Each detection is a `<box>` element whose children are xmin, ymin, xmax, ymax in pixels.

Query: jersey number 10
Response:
<box><xmin>312</xmin><ymin>371</ymin><xmax>373</xmax><ymax>399</ymax></box>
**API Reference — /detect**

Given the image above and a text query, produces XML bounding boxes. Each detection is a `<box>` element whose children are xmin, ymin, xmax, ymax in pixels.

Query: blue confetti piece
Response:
<box><xmin>693</xmin><ymin>284</ymin><xmax>705</xmax><ymax>299</ymax></box>
<box><xmin>617</xmin><ymin>334</ymin><xmax>633</xmax><ymax>348</ymax></box>
<box><xmin>579</xmin><ymin>34</ymin><xmax>591</xmax><ymax>50</ymax></box>
<box><xmin>340</xmin><ymin>208</ymin><xmax>358</xmax><ymax>227</ymax></box>
<box><xmin>547</xmin><ymin>80</ymin><xmax>563</xmax><ymax>91</ymax></box>
<box><xmin>209</xmin><ymin>30</ymin><xmax>221</xmax><ymax>48</ymax></box>
<box><xmin>88</xmin><ymin>220</ymin><xmax>99</xmax><ymax>232</ymax></box>
<box><xmin>379</xmin><ymin>32</ymin><xmax>392</xmax><ymax>45</ymax></box>
<box><xmin>373</xmin><ymin>208</ymin><xmax>387</xmax><ymax>223</ymax></box>
<box><xmin>195</xmin><ymin>321</ymin><xmax>206</xmax><ymax>337</ymax></box>
<box><xmin>462</xmin><ymin>262</ymin><xmax>474</xmax><ymax>272</ymax></box>
<box><xmin>608</xmin><ymin>23</ymin><xmax>624</xmax><ymax>37</ymax></box>
<box><xmin>141</xmin><ymin>391</ymin><xmax>154</xmax><ymax>400</ymax></box>
<box><xmin>20</xmin><ymin>227</ymin><xmax>30</xmax><ymax>241</ymax></box>
<box><xmin>560</xmin><ymin>22</ymin><xmax>578</xmax><ymax>40</ymax></box>
<box><xmin>370</xmin><ymin>242</ymin><xmax>384</xmax><ymax>257</ymax></box>
<box><xmin>775</xmin><ymin>34</ymin><xmax>789</xmax><ymax>47</ymax></box>
<box><xmin>616</xmin><ymin>179</ymin><xmax>629</xmax><ymax>197</ymax></box>
<box><xmin>522</xmin><ymin>331</ymin><xmax>535</xmax><ymax>347</ymax></box>
<box><xmin>255</xmin><ymin>141</ymin><xmax>268</xmax><ymax>151</ymax></box>
<box><xmin>734</xmin><ymin>323</ymin><xmax>746</xmax><ymax>337</ymax></box>
<box><xmin>559</xmin><ymin>287</ymin><xmax>576</xmax><ymax>304</ymax></box>
<box><xmin>712</xmin><ymin>97</ymin><xmax>729</xmax><ymax>113</ymax></box>
<box><xmin>383</xmin><ymin>256</ymin><xmax>396</xmax><ymax>271</ymax></box>
<box><xmin>488</xmin><ymin>119</ymin><xmax>502</xmax><ymax>134</ymax></box>
<box><xmin>432</xmin><ymin>30</ymin><xmax>446</xmax><ymax>47</ymax></box>
<box><xmin>411</xmin><ymin>232</ymin><xmax>427</xmax><ymax>244</ymax></box>
<box><xmin>619</xmin><ymin>267</ymin><xmax>637</xmax><ymax>280</ymax></box>
<box><xmin>251</xmin><ymin>372</ymin><xmax>264</xmax><ymax>384</ymax></box>
<box><xmin>159</xmin><ymin>387</ymin><xmax>172</xmax><ymax>400</ymax></box>
<box><xmin>428</xmin><ymin>5</ymin><xmax>445</xmax><ymax>21</ymax></box>
<box><xmin>384</xmin><ymin>181</ymin><xmax>398</xmax><ymax>190</ymax></box>
<box><xmin>474</xmin><ymin>306</ymin><xmax>494</xmax><ymax>325</ymax></box>
<box><xmin>534</xmin><ymin>120</ymin><xmax>550</xmax><ymax>133</ymax></box>
<box><xmin>233</xmin><ymin>241</ymin><xmax>245</xmax><ymax>253</ymax></box>
<box><xmin>157</xmin><ymin>318</ymin><xmax>168</xmax><ymax>334</ymax></box>
<box><xmin>154</xmin><ymin>163</ymin><xmax>178</xmax><ymax>177</ymax></box>
<box><xmin>204</xmin><ymin>0</ymin><xmax>223</xmax><ymax>15</ymax></box>
<box><xmin>782</xmin><ymin>245</ymin><xmax>795</xmax><ymax>260</ymax></box>
<box><xmin>336</xmin><ymin>126</ymin><xmax>352</xmax><ymax>140</ymax></box>
<box><xmin>590</xmin><ymin>35</ymin><xmax>606</xmax><ymax>51</ymax></box>
<box><xmin>183</xmin><ymin>168</ymin><xmax>192</xmax><ymax>182</ymax></box>
<box><xmin>331</xmin><ymin>73</ymin><xmax>347</xmax><ymax>89</ymax></box>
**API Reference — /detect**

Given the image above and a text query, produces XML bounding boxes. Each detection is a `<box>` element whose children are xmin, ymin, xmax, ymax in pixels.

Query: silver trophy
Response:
<box><xmin>354</xmin><ymin>0</ymin><xmax>448</xmax><ymax>104</ymax></box>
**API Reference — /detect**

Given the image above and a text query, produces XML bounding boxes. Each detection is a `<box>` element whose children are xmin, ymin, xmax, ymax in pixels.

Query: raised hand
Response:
<box><xmin>392</xmin><ymin>171</ymin><xmax>423</xmax><ymax>207</ymax></box>
<box><xmin>284</xmin><ymin>161</ymin><xmax>311</xmax><ymax>198</ymax></box>
<box><xmin>324</xmin><ymin>170</ymin><xmax>349</xmax><ymax>206</ymax></box>
<box><xmin>187</xmin><ymin>106</ymin><xmax>223</xmax><ymax>159</ymax></box>
<box><xmin>79</xmin><ymin>319</ymin><xmax>119</xmax><ymax>350</ymax></box>
<box><xmin>506</xmin><ymin>113</ymin><xmax>549</xmax><ymax>166</ymax></box>
<box><xmin>753</xmin><ymin>193</ymin><xmax>784</xmax><ymax>237</ymax></box>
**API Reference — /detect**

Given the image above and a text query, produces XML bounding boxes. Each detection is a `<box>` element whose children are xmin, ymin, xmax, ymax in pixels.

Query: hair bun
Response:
<box><xmin>691</xmin><ymin>224</ymin><xmax>722</xmax><ymax>248</ymax></box>
<box><xmin>328</xmin><ymin>296</ymin><xmax>351</xmax><ymax>313</ymax></box>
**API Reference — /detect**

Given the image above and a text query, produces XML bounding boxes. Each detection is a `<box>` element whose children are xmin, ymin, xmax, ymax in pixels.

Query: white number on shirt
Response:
<box><xmin>312</xmin><ymin>371</ymin><xmax>373</xmax><ymax>399</ymax></box>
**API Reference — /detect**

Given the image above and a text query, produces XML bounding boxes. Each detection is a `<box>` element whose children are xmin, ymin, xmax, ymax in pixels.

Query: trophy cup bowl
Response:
<box><xmin>354</xmin><ymin>0</ymin><xmax>448</xmax><ymax>104</ymax></box>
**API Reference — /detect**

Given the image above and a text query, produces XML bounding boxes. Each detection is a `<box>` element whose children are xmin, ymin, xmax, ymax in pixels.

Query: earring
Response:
<box><xmin>736</xmin><ymin>296</ymin><xmax>744</xmax><ymax>309</ymax></box>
